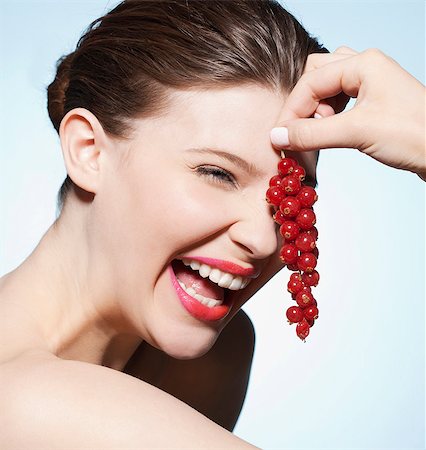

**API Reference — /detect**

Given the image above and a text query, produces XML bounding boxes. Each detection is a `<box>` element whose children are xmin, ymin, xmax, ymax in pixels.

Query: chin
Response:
<box><xmin>151</xmin><ymin>327</ymin><xmax>219</xmax><ymax>360</ymax></box>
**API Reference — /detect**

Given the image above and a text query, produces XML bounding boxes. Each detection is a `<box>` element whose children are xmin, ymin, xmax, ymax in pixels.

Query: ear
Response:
<box><xmin>59</xmin><ymin>108</ymin><xmax>108</xmax><ymax>194</ymax></box>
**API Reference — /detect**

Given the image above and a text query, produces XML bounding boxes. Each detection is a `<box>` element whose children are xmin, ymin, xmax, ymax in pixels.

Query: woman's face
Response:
<box><xmin>93</xmin><ymin>84</ymin><xmax>299</xmax><ymax>359</ymax></box>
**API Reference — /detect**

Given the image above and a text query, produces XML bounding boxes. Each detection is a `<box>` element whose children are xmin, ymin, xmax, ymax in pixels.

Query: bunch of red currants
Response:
<box><xmin>266</xmin><ymin>157</ymin><xmax>319</xmax><ymax>342</ymax></box>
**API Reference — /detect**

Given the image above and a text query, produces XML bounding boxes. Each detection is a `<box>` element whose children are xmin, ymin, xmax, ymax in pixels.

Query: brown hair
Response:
<box><xmin>47</xmin><ymin>0</ymin><xmax>327</xmax><ymax>209</ymax></box>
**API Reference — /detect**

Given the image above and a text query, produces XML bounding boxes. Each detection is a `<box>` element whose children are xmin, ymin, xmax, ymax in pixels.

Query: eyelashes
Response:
<box><xmin>195</xmin><ymin>165</ymin><xmax>316</xmax><ymax>191</ymax></box>
<box><xmin>195</xmin><ymin>166</ymin><xmax>237</xmax><ymax>188</ymax></box>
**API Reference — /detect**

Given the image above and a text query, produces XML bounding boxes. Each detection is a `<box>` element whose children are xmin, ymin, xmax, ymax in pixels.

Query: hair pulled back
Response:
<box><xmin>47</xmin><ymin>0</ymin><xmax>327</xmax><ymax>208</ymax></box>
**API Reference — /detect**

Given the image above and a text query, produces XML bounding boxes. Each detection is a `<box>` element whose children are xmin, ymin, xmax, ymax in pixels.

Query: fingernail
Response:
<box><xmin>270</xmin><ymin>127</ymin><xmax>289</xmax><ymax>147</ymax></box>
<box><xmin>314</xmin><ymin>113</ymin><xmax>322</xmax><ymax>119</ymax></box>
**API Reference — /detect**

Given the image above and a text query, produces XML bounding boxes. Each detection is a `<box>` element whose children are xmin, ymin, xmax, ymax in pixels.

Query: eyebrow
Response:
<box><xmin>185</xmin><ymin>147</ymin><xmax>262</xmax><ymax>176</ymax></box>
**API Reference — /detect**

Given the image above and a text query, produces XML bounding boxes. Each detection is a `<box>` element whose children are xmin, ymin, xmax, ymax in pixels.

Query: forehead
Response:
<box><xmin>128</xmin><ymin>83</ymin><xmax>285</xmax><ymax>158</ymax></box>
<box><xmin>162</xmin><ymin>84</ymin><xmax>287</xmax><ymax>135</ymax></box>
<box><xmin>126</xmin><ymin>84</ymin><xmax>317</xmax><ymax>178</ymax></box>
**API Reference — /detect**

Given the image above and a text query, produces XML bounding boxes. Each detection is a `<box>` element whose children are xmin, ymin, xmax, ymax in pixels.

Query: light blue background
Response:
<box><xmin>0</xmin><ymin>1</ymin><xmax>424</xmax><ymax>449</ymax></box>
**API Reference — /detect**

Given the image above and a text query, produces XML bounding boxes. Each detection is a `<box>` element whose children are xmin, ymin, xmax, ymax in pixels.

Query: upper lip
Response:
<box><xmin>180</xmin><ymin>256</ymin><xmax>261</xmax><ymax>279</ymax></box>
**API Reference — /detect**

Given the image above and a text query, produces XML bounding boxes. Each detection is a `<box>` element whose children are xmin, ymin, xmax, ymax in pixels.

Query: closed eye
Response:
<box><xmin>195</xmin><ymin>166</ymin><xmax>237</xmax><ymax>188</ymax></box>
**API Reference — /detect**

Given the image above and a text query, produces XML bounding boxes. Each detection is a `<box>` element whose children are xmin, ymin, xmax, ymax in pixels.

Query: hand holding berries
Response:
<box><xmin>266</xmin><ymin>157</ymin><xmax>320</xmax><ymax>342</ymax></box>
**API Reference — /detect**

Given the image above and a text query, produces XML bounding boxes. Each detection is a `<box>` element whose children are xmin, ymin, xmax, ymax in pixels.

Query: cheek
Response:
<box><xmin>153</xmin><ymin>178</ymin><xmax>234</xmax><ymax>247</ymax></box>
<box><xmin>104</xmin><ymin>166</ymin><xmax>235</xmax><ymax>259</ymax></box>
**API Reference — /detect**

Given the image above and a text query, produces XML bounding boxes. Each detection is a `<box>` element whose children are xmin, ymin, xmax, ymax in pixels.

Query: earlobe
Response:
<box><xmin>59</xmin><ymin>108</ymin><xmax>106</xmax><ymax>194</ymax></box>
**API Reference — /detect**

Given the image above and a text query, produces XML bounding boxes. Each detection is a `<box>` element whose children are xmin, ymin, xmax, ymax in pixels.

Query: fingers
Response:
<box><xmin>271</xmin><ymin>47</ymin><xmax>426</xmax><ymax>176</ymax></box>
<box><xmin>283</xmin><ymin>47</ymin><xmax>360</xmax><ymax>121</ymax></box>
<box><xmin>278</xmin><ymin>55</ymin><xmax>364</xmax><ymax>123</ymax></box>
<box><xmin>302</xmin><ymin>47</ymin><xmax>359</xmax><ymax>119</ymax></box>
<box><xmin>271</xmin><ymin>110</ymin><xmax>362</xmax><ymax>152</ymax></box>
<box><xmin>334</xmin><ymin>45</ymin><xmax>358</xmax><ymax>55</ymax></box>
<box><xmin>270</xmin><ymin>48</ymin><xmax>382</xmax><ymax>152</ymax></box>
<box><xmin>315</xmin><ymin>101</ymin><xmax>336</xmax><ymax>118</ymax></box>
<box><xmin>314</xmin><ymin>91</ymin><xmax>352</xmax><ymax>118</ymax></box>
<box><xmin>304</xmin><ymin>46</ymin><xmax>359</xmax><ymax>73</ymax></box>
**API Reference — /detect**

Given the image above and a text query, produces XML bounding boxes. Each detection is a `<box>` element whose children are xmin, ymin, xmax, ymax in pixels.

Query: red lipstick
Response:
<box><xmin>184</xmin><ymin>256</ymin><xmax>260</xmax><ymax>278</ymax></box>
<box><xmin>168</xmin><ymin>265</ymin><xmax>233</xmax><ymax>322</ymax></box>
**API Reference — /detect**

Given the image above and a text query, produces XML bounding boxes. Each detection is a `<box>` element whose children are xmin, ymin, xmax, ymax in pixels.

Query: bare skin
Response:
<box><xmin>0</xmin><ymin>213</ymin><xmax>260</xmax><ymax>449</ymax></box>
<box><xmin>0</xmin><ymin>85</ymin><xmax>287</xmax><ymax>449</ymax></box>
<box><xmin>272</xmin><ymin>48</ymin><xmax>426</xmax><ymax>179</ymax></box>
<box><xmin>3</xmin><ymin>47</ymin><xmax>422</xmax><ymax>448</ymax></box>
<box><xmin>123</xmin><ymin>308</ymin><xmax>256</xmax><ymax>432</ymax></box>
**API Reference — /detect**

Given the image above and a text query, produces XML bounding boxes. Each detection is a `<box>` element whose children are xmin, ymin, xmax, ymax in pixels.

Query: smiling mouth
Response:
<box><xmin>171</xmin><ymin>258</ymin><xmax>251</xmax><ymax>308</ymax></box>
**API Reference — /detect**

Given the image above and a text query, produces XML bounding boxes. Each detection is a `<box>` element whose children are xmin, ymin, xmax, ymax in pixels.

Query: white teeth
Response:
<box><xmin>189</xmin><ymin>260</ymin><xmax>201</xmax><ymax>271</ymax></box>
<box><xmin>178</xmin><ymin>280</ymin><xmax>223</xmax><ymax>308</ymax></box>
<box><xmin>198</xmin><ymin>264</ymin><xmax>211</xmax><ymax>278</ymax></box>
<box><xmin>207</xmin><ymin>299</ymin><xmax>220</xmax><ymax>307</ymax></box>
<box><xmin>185</xmin><ymin>286</ymin><xmax>196</xmax><ymax>297</ymax></box>
<box><xmin>208</xmin><ymin>268</ymin><xmax>222</xmax><ymax>284</ymax></box>
<box><xmin>178</xmin><ymin>258</ymin><xmax>251</xmax><ymax>291</ymax></box>
<box><xmin>193</xmin><ymin>293</ymin><xmax>204</xmax><ymax>303</ymax></box>
<box><xmin>229</xmin><ymin>276</ymin><xmax>243</xmax><ymax>290</ymax></box>
<box><xmin>217</xmin><ymin>272</ymin><xmax>234</xmax><ymax>289</ymax></box>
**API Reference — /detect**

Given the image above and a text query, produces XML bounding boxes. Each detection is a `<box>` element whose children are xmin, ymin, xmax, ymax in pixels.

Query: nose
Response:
<box><xmin>228</xmin><ymin>196</ymin><xmax>279</xmax><ymax>260</ymax></box>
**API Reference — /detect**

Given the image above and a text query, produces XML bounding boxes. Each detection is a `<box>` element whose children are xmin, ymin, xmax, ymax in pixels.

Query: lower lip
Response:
<box><xmin>168</xmin><ymin>265</ymin><xmax>233</xmax><ymax>322</ymax></box>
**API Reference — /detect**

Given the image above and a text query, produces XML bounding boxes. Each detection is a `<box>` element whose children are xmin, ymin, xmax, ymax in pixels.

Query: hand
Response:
<box><xmin>271</xmin><ymin>47</ymin><xmax>426</xmax><ymax>180</ymax></box>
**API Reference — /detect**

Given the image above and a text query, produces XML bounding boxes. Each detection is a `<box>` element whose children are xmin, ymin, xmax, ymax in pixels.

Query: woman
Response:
<box><xmin>1</xmin><ymin>1</ymin><xmax>424</xmax><ymax>448</ymax></box>
<box><xmin>0</xmin><ymin>1</ymin><xmax>325</xmax><ymax>448</ymax></box>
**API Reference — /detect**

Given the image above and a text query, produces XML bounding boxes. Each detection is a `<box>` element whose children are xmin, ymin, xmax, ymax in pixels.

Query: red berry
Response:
<box><xmin>306</xmin><ymin>226</ymin><xmax>318</xmax><ymax>241</ymax></box>
<box><xmin>306</xmin><ymin>317</ymin><xmax>315</xmax><ymax>327</ymax></box>
<box><xmin>298</xmin><ymin>284</ymin><xmax>312</xmax><ymax>296</ymax></box>
<box><xmin>289</xmin><ymin>272</ymin><xmax>302</xmax><ymax>283</ymax></box>
<box><xmin>266</xmin><ymin>157</ymin><xmax>321</xmax><ymax>341</ymax></box>
<box><xmin>279</xmin><ymin>220</ymin><xmax>300</xmax><ymax>241</ymax></box>
<box><xmin>293</xmin><ymin>165</ymin><xmax>306</xmax><ymax>181</ymax></box>
<box><xmin>279</xmin><ymin>243</ymin><xmax>298</xmax><ymax>264</ymax></box>
<box><xmin>287</xmin><ymin>274</ymin><xmax>303</xmax><ymax>294</ymax></box>
<box><xmin>297</xmin><ymin>186</ymin><xmax>318</xmax><ymax>207</ymax></box>
<box><xmin>269</xmin><ymin>175</ymin><xmax>283</xmax><ymax>187</ymax></box>
<box><xmin>286</xmin><ymin>306</ymin><xmax>304</xmax><ymax>324</ymax></box>
<box><xmin>294</xmin><ymin>289</ymin><xmax>317</xmax><ymax>306</ymax></box>
<box><xmin>301</xmin><ymin>270</ymin><xmax>320</xmax><ymax>286</ymax></box>
<box><xmin>296</xmin><ymin>208</ymin><xmax>316</xmax><ymax>230</ymax></box>
<box><xmin>281</xmin><ymin>175</ymin><xmax>301</xmax><ymax>195</ymax></box>
<box><xmin>277</xmin><ymin>158</ymin><xmax>296</xmax><ymax>176</ymax></box>
<box><xmin>266</xmin><ymin>186</ymin><xmax>285</xmax><ymax>206</ymax></box>
<box><xmin>295</xmin><ymin>232</ymin><xmax>316</xmax><ymax>253</ymax></box>
<box><xmin>296</xmin><ymin>290</ymin><xmax>315</xmax><ymax>308</ymax></box>
<box><xmin>304</xmin><ymin>305</ymin><xmax>319</xmax><ymax>320</ymax></box>
<box><xmin>273</xmin><ymin>210</ymin><xmax>286</xmax><ymax>225</ymax></box>
<box><xmin>296</xmin><ymin>319</ymin><xmax>310</xmax><ymax>341</ymax></box>
<box><xmin>279</xmin><ymin>197</ymin><xmax>301</xmax><ymax>218</ymax></box>
<box><xmin>297</xmin><ymin>252</ymin><xmax>317</xmax><ymax>273</ymax></box>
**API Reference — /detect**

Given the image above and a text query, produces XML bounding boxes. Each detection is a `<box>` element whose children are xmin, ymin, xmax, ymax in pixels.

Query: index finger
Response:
<box><xmin>280</xmin><ymin>55</ymin><xmax>362</xmax><ymax>123</ymax></box>
<box><xmin>304</xmin><ymin>47</ymin><xmax>358</xmax><ymax>74</ymax></box>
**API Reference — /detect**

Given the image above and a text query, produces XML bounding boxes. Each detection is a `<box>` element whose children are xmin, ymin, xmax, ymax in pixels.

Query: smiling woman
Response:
<box><xmin>65</xmin><ymin>86</ymin><xmax>288</xmax><ymax>359</ymax></box>
<box><xmin>0</xmin><ymin>0</ymin><xmax>328</xmax><ymax>448</ymax></box>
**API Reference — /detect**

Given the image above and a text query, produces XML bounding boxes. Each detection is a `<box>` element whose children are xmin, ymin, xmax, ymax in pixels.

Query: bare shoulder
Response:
<box><xmin>0</xmin><ymin>351</ymin><xmax>259</xmax><ymax>449</ymax></box>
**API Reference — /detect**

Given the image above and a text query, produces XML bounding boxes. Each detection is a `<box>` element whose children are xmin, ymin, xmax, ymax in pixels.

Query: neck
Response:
<box><xmin>1</xmin><ymin>195</ymin><xmax>143</xmax><ymax>370</ymax></box>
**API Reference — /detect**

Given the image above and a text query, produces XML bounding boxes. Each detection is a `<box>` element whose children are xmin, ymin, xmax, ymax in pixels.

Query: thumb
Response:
<box><xmin>271</xmin><ymin>110</ymin><xmax>361</xmax><ymax>152</ymax></box>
